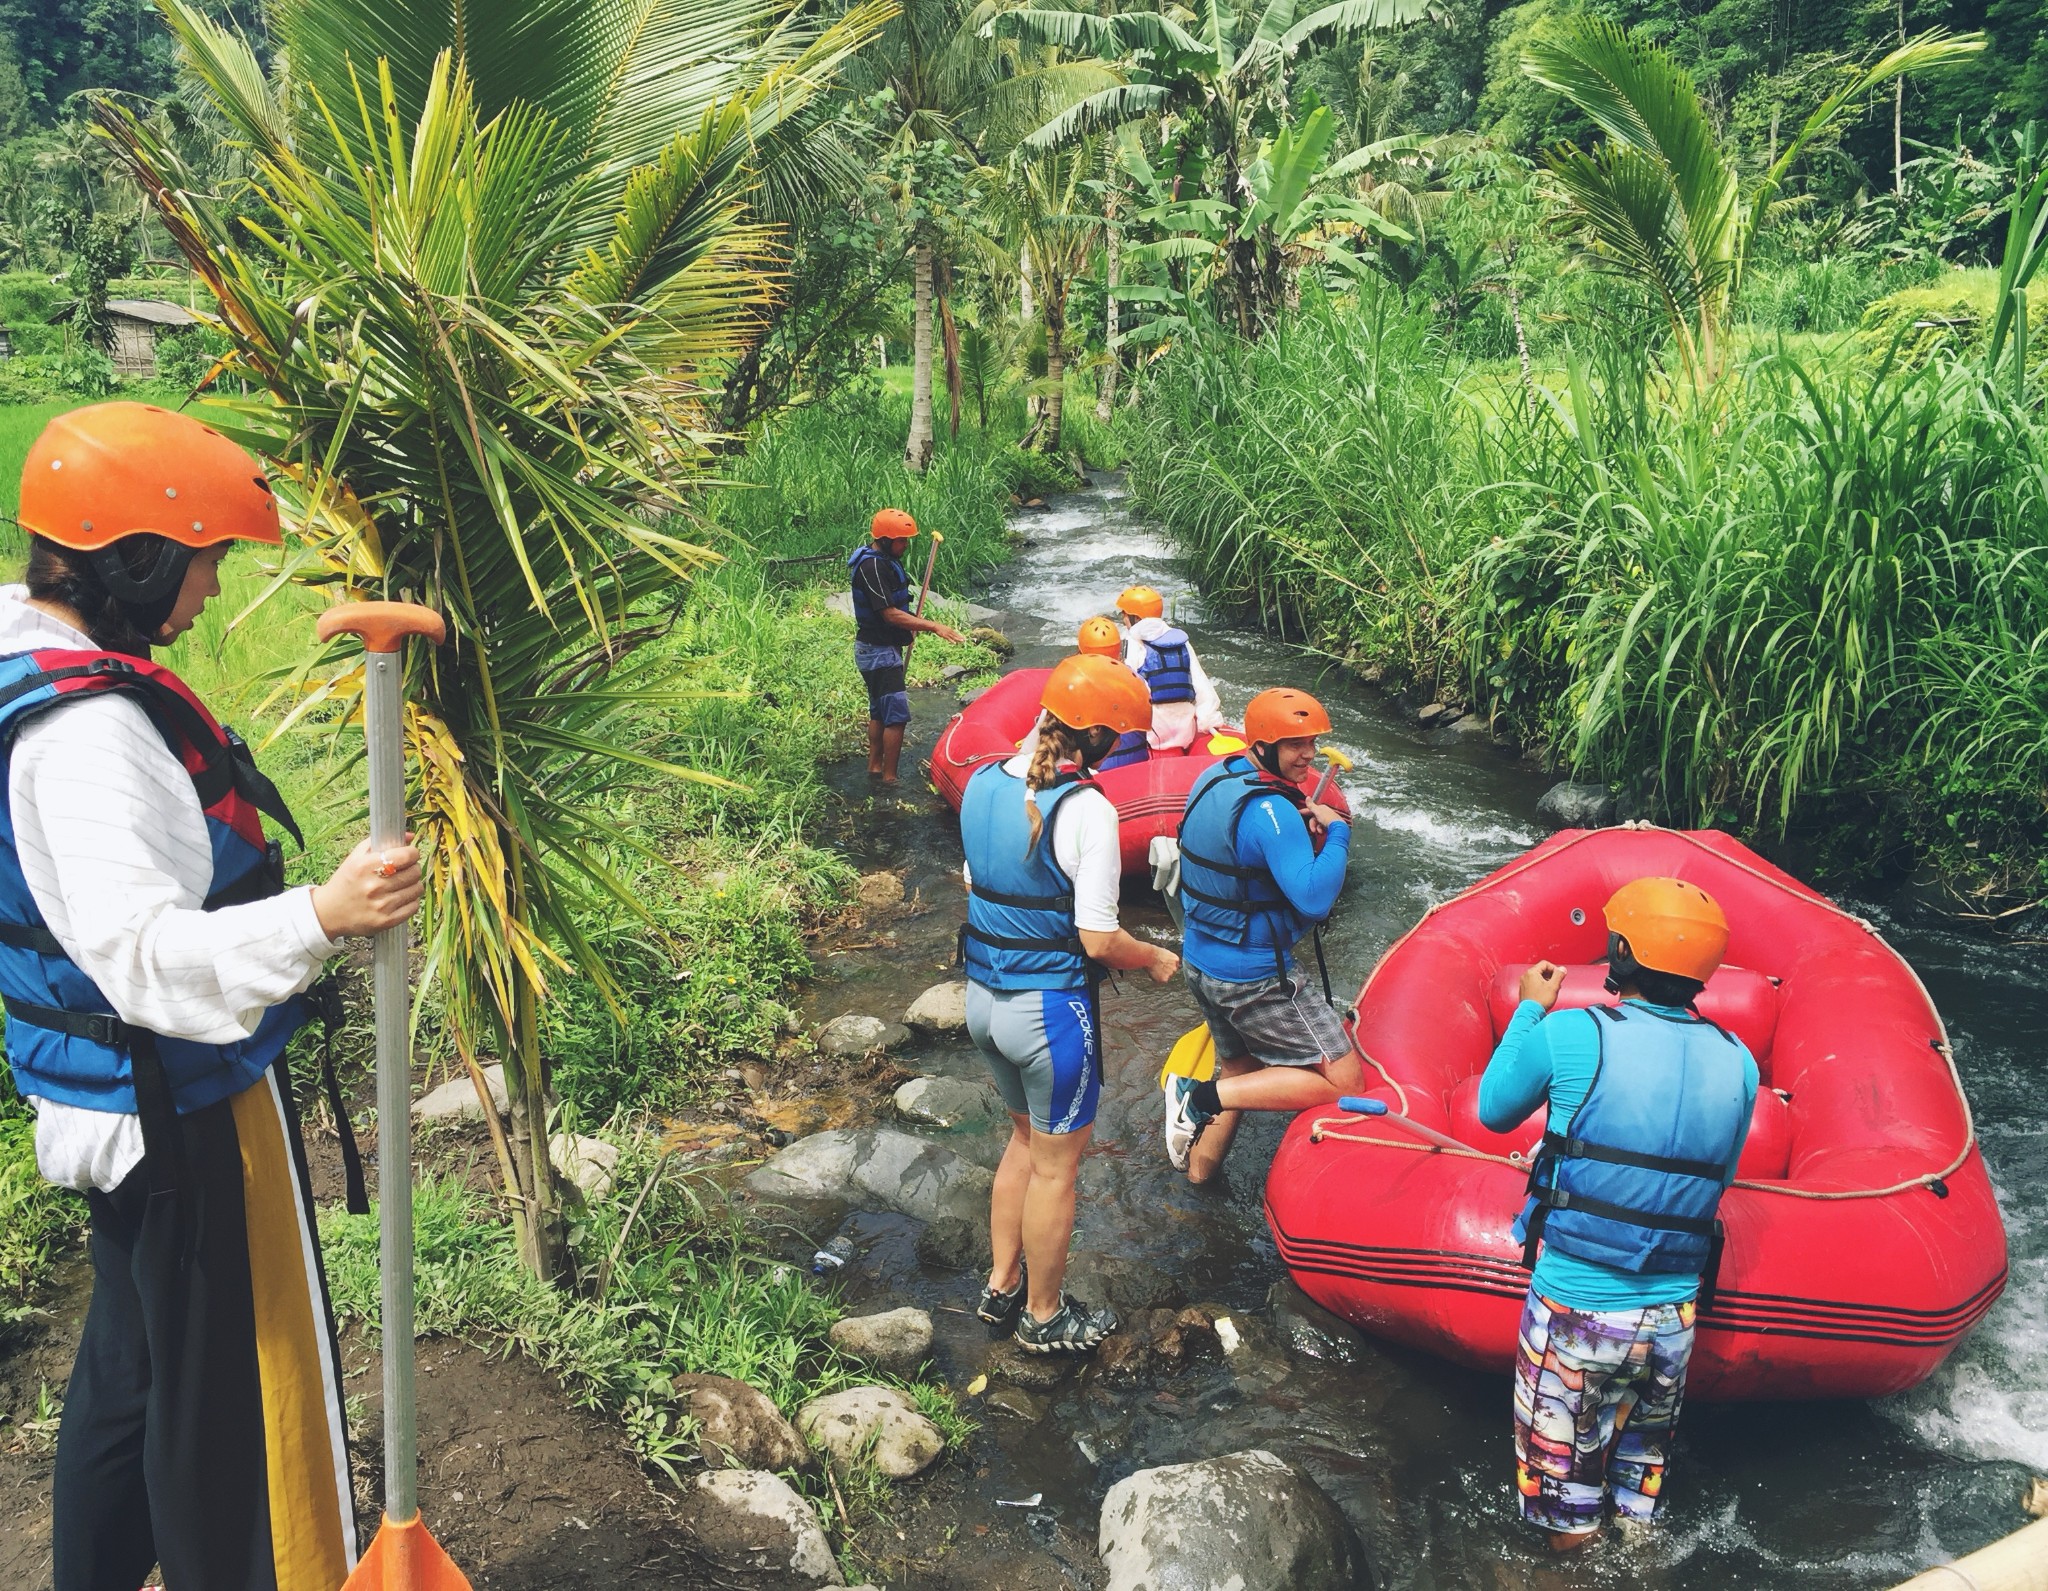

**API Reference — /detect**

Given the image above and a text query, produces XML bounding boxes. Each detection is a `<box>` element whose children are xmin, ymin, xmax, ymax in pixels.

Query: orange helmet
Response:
<box><xmin>1041</xmin><ymin>654</ymin><xmax>1151</xmax><ymax>736</ymax></box>
<box><xmin>1604</xmin><ymin>877</ymin><xmax>1728</xmax><ymax>984</ymax></box>
<box><xmin>1244</xmin><ymin>687</ymin><xmax>1332</xmax><ymax>746</ymax></box>
<box><xmin>21</xmin><ymin>401</ymin><xmax>281</xmax><ymax>552</ymax></box>
<box><xmin>1117</xmin><ymin>585</ymin><xmax>1164</xmax><ymax>619</ymax></box>
<box><xmin>871</xmin><ymin>507</ymin><xmax>918</xmax><ymax>540</ymax></box>
<box><xmin>1076</xmin><ymin>616</ymin><xmax>1123</xmax><ymax>658</ymax></box>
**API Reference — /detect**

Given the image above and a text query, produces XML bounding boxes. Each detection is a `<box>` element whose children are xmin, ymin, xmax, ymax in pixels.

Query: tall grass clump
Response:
<box><xmin>1125</xmin><ymin>287</ymin><xmax>1478</xmax><ymax>680</ymax></box>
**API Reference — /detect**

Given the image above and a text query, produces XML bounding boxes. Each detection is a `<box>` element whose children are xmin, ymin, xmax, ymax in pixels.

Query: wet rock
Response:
<box><xmin>958</xmin><ymin>686</ymin><xmax>991</xmax><ymax>707</ymax></box>
<box><xmin>894</xmin><ymin>1076</ymin><xmax>999</xmax><ymax>1129</ymax></box>
<box><xmin>548</xmin><ymin>1131</ymin><xmax>619</xmax><ymax>1200</ymax></box>
<box><xmin>815</xmin><ymin>1014</ymin><xmax>911</xmax><ymax>1057</ymax></box>
<box><xmin>413</xmin><ymin>1063</ymin><xmax>505</xmax><ymax>1122</ymax></box>
<box><xmin>915</xmin><ymin>1214</ymin><xmax>993</xmax><ymax>1272</ymax></box>
<box><xmin>1267</xmin><ymin>1280</ymin><xmax>1366</xmax><ymax>1366</ymax></box>
<box><xmin>1416</xmin><ymin>702</ymin><xmax>1451</xmax><ymax>729</ymax></box>
<box><xmin>828</xmin><ymin>1307</ymin><xmax>934</xmax><ymax>1373</ymax></box>
<box><xmin>968</xmin><ymin>625</ymin><xmax>1014</xmax><ymax>658</ymax></box>
<box><xmin>673</xmin><ymin>1373</ymin><xmax>810</xmax><ymax>1472</ymax></box>
<box><xmin>985</xmin><ymin>1338</ymin><xmax>1076</xmax><ymax>1390</ymax></box>
<box><xmin>746</xmin><ymin>1127</ymin><xmax>994</xmax><ymax>1223</ymax></box>
<box><xmin>903</xmin><ymin>979</ymin><xmax>969</xmax><ymax>1034</ymax></box>
<box><xmin>938</xmin><ymin>663</ymin><xmax>969</xmax><ymax>681</ymax></box>
<box><xmin>855</xmin><ymin>870</ymin><xmax>905</xmax><ymax>909</ymax></box>
<box><xmin>1448</xmin><ymin>710</ymin><xmax>1491</xmax><ymax>736</ymax></box>
<box><xmin>1092</xmin><ymin>1307</ymin><xmax>1221</xmax><ymax>1385</ymax></box>
<box><xmin>986</xmin><ymin>1385</ymin><xmax>1047</xmax><ymax>1422</ymax></box>
<box><xmin>1065</xmin><ymin>1251</ymin><xmax>1183</xmax><ymax>1316</ymax></box>
<box><xmin>683</xmin><ymin>1470</ymin><xmax>842</xmax><ymax>1585</ymax></box>
<box><xmin>1098</xmin><ymin>1449</ymin><xmax>1369</xmax><ymax>1591</ymax></box>
<box><xmin>797</xmin><ymin>1387</ymin><xmax>946</xmax><ymax>1479</ymax></box>
<box><xmin>1536</xmin><ymin>780</ymin><xmax>1618</xmax><ymax>831</ymax></box>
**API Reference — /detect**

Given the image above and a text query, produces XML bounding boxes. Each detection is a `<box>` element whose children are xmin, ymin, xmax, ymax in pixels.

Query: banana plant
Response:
<box><xmin>1525</xmin><ymin>18</ymin><xmax>1982</xmax><ymax>388</ymax></box>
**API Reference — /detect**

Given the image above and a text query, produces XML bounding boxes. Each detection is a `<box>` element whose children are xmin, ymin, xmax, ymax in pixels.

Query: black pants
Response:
<box><xmin>51</xmin><ymin>1073</ymin><xmax>354</xmax><ymax>1591</ymax></box>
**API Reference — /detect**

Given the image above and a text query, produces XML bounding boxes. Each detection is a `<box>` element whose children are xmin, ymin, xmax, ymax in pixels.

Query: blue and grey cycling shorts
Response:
<box><xmin>965</xmin><ymin>982</ymin><xmax>1101</xmax><ymax>1135</ymax></box>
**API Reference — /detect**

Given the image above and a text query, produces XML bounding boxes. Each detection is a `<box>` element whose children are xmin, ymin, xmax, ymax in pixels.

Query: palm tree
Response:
<box><xmin>99</xmin><ymin>0</ymin><xmax>884</xmax><ymax>1279</ymax></box>
<box><xmin>1524</xmin><ymin>19</ymin><xmax>1981</xmax><ymax>387</ymax></box>
<box><xmin>995</xmin><ymin>0</ymin><xmax>1434</xmax><ymax>331</ymax></box>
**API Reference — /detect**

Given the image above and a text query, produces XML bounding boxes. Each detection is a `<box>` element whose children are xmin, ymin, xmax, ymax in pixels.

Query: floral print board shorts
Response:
<box><xmin>1511</xmin><ymin>1289</ymin><xmax>1697</xmax><ymax>1535</ymax></box>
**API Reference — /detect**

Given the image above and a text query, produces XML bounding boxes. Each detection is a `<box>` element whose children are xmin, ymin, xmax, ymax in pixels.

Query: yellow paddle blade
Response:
<box><xmin>1207</xmin><ymin>734</ymin><xmax>1246</xmax><ymax>754</ymax></box>
<box><xmin>1158</xmin><ymin>1024</ymin><xmax>1216</xmax><ymax>1088</ymax></box>
<box><xmin>344</xmin><ymin>1513</ymin><xmax>473</xmax><ymax>1591</ymax></box>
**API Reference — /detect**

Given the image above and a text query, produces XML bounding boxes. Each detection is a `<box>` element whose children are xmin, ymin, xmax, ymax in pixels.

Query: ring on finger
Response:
<box><xmin>376</xmin><ymin>851</ymin><xmax>397</xmax><ymax>878</ymax></box>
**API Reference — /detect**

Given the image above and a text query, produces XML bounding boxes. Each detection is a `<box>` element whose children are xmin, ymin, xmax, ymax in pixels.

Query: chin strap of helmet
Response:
<box><xmin>1602</xmin><ymin>931</ymin><xmax>1642</xmax><ymax>997</ymax></box>
<box><xmin>88</xmin><ymin>533</ymin><xmax>193</xmax><ymax>646</ymax></box>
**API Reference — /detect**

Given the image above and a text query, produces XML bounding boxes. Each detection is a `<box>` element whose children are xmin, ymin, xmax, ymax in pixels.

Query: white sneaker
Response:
<box><xmin>1163</xmin><ymin>1075</ymin><xmax>1215</xmax><ymax>1171</ymax></box>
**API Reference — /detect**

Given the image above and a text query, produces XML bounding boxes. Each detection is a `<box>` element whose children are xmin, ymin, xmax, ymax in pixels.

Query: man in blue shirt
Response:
<box><xmin>848</xmin><ymin>508</ymin><xmax>963</xmax><ymax>783</ymax></box>
<box><xmin>1165</xmin><ymin>688</ymin><xmax>1357</xmax><ymax>1183</ymax></box>
<box><xmin>1479</xmin><ymin>877</ymin><xmax>1758</xmax><ymax>1550</ymax></box>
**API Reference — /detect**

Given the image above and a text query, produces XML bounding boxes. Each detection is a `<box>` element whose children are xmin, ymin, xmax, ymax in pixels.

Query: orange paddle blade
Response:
<box><xmin>343</xmin><ymin>1514</ymin><xmax>472</xmax><ymax>1591</ymax></box>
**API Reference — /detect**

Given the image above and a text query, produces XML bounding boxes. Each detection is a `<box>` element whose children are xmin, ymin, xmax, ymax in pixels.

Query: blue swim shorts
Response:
<box><xmin>964</xmin><ymin>982</ymin><xmax>1101</xmax><ymax>1135</ymax></box>
<box><xmin>854</xmin><ymin>640</ymin><xmax>910</xmax><ymax>727</ymax></box>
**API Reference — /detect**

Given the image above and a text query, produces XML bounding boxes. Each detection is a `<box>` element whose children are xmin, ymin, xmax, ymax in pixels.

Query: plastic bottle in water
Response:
<box><xmin>811</xmin><ymin>1236</ymin><xmax>855</xmax><ymax>1273</ymax></box>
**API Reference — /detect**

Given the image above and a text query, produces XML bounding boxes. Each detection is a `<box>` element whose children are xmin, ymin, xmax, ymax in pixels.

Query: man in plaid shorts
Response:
<box><xmin>1480</xmin><ymin>878</ymin><xmax>1758</xmax><ymax>1549</ymax></box>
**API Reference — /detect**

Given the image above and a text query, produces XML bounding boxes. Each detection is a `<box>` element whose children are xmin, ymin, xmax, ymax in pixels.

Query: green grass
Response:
<box><xmin>0</xmin><ymin>400</ymin><xmax>80</xmax><ymax>524</ymax></box>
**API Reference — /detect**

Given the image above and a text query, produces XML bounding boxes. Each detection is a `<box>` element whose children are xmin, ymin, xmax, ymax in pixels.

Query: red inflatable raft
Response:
<box><xmin>1263</xmin><ymin>826</ymin><xmax>2008</xmax><ymax>1401</ymax></box>
<box><xmin>931</xmin><ymin>666</ymin><xmax>1350</xmax><ymax>875</ymax></box>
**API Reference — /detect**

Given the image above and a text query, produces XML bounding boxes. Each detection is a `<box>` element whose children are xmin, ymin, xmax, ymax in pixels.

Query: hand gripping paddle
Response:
<box><xmin>317</xmin><ymin>602</ymin><xmax>471</xmax><ymax>1591</ymax></box>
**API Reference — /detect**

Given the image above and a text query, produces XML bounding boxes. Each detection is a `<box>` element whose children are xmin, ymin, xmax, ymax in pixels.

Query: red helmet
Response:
<box><xmin>871</xmin><ymin>507</ymin><xmax>918</xmax><ymax>540</ymax></box>
<box><xmin>1244</xmin><ymin>688</ymin><xmax>1332</xmax><ymax>746</ymax></box>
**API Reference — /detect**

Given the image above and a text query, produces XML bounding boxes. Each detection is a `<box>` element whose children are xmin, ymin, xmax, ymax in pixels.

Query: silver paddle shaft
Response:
<box><xmin>364</xmin><ymin>649</ymin><xmax>418</xmax><ymax>1523</ymax></box>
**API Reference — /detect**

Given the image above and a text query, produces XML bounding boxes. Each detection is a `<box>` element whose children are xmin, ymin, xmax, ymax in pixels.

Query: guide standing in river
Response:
<box><xmin>848</xmin><ymin>508</ymin><xmax>964</xmax><ymax>784</ymax></box>
<box><xmin>0</xmin><ymin>403</ymin><xmax>424</xmax><ymax>1591</ymax></box>
<box><xmin>959</xmin><ymin>655</ymin><xmax>1180</xmax><ymax>1353</ymax></box>
<box><xmin>1164</xmin><ymin>688</ymin><xmax>1360</xmax><ymax>1184</ymax></box>
<box><xmin>1481</xmin><ymin>880</ymin><xmax>1756</xmax><ymax>1551</ymax></box>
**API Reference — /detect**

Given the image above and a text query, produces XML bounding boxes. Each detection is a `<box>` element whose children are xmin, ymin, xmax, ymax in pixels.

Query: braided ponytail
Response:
<box><xmin>1023</xmin><ymin>712</ymin><xmax>1089</xmax><ymax>855</ymax></box>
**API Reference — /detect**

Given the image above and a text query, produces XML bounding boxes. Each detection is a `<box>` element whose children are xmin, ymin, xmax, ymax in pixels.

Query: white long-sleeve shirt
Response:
<box><xmin>0</xmin><ymin>588</ymin><xmax>337</xmax><ymax>1191</ymax></box>
<box><xmin>1124</xmin><ymin>616</ymin><xmax>1224</xmax><ymax>750</ymax></box>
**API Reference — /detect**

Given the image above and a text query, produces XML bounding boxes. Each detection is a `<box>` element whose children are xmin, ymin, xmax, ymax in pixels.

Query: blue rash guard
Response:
<box><xmin>1180</xmin><ymin>789</ymin><xmax>1350</xmax><ymax>983</ymax></box>
<box><xmin>1479</xmin><ymin>999</ymin><xmax>1759</xmax><ymax>1311</ymax></box>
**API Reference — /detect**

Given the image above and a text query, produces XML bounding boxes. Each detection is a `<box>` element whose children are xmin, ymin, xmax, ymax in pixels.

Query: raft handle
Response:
<box><xmin>1929</xmin><ymin>1179</ymin><xmax>1950</xmax><ymax>1199</ymax></box>
<box><xmin>1338</xmin><ymin>1096</ymin><xmax>1388</xmax><ymax>1116</ymax></box>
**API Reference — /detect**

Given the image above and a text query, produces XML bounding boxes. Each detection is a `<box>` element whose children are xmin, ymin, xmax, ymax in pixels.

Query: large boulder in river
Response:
<box><xmin>1536</xmin><ymin>780</ymin><xmax>1617</xmax><ymax>830</ymax></box>
<box><xmin>903</xmin><ymin>980</ymin><xmax>969</xmax><ymax>1034</ymax></box>
<box><xmin>815</xmin><ymin>1013</ymin><xmax>911</xmax><ymax>1057</ymax></box>
<box><xmin>798</xmin><ymin>1386</ymin><xmax>946</xmax><ymax>1479</ymax></box>
<box><xmin>1098</xmin><ymin>1449</ymin><xmax>1369</xmax><ymax>1591</ymax></box>
<box><xmin>828</xmin><ymin>1307</ymin><xmax>934</xmax><ymax>1372</ymax></box>
<box><xmin>673</xmin><ymin>1372</ymin><xmax>810</xmax><ymax>1471</ymax></box>
<box><xmin>894</xmin><ymin>1075</ymin><xmax>1000</xmax><ymax>1129</ymax></box>
<box><xmin>746</xmin><ymin>1127</ymin><xmax>994</xmax><ymax>1223</ymax></box>
<box><xmin>682</xmin><ymin>1470</ymin><xmax>842</xmax><ymax>1585</ymax></box>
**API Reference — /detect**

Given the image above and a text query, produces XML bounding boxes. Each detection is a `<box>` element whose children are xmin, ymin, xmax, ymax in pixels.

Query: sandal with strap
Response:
<box><xmin>976</xmin><ymin>1265</ymin><xmax>1027</xmax><ymax>1326</ymax></box>
<box><xmin>1014</xmin><ymin>1294</ymin><xmax>1119</xmax><ymax>1354</ymax></box>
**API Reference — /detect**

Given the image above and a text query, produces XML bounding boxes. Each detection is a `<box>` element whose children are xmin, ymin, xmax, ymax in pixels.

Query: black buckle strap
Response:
<box><xmin>0</xmin><ymin>919</ymin><xmax>64</xmax><ymax>956</ymax></box>
<box><xmin>961</xmin><ymin>924</ymin><xmax>1085</xmax><ymax>955</ymax></box>
<box><xmin>3</xmin><ymin>994</ymin><xmax>135</xmax><ymax>1046</ymax></box>
<box><xmin>304</xmin><ymin>977</ymin><xmax>367</xmax><ymax>1215</ymax></box>
<box><xmin>969</xmin><ymin>882</ymin><xmax>1076</xmax><ymax>912</ymax></box>
<box><xmin>1527</xmin><ymin>1183</ymin><xmax>1720</xmax><ymax>1238</ymax></box>
<box><xmin>1178</xmin><ymin>844</ymin><xmax>1264</xmax><ymax>882</ymax></box>
<box><xmin>1538</xmin><ymin>1131</ymin><xmax>1726</xmax><ymax>1183</ymax></box>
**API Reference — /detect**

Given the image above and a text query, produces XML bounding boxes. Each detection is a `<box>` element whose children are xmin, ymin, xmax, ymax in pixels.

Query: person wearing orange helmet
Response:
<box><xmin>849</xmin><ymin>508</ymin><xmax>965</xmax><ymax>784</ymax></box>
<box><xmin>1165</xmin><ymin>687</ymin><xmax>1358</xmax><ymax>1182</ymax></box>
<box><xmin>1074</xmin><ymin>616</ymin><xmax>1151</xmax><ymax>772</ymax></box>
<box><xmin>958</xmin><ymin>655</ymin><xmax>1179</xmax><ymax>1353</ymax></box>
<box><xmin>1479</xmin><ymin>878</ymin><xmax>1758</xmax><ymax>1550</ymax></box>
<box><xmin>1114</xmin><ymin>585</ymin><xmax>1221</xmax><ymax>753</ymax></box>
<box><xmin>2</xmin><ymin>403</ymin><xmax>425</xmax><ymax>1590</ymax></box>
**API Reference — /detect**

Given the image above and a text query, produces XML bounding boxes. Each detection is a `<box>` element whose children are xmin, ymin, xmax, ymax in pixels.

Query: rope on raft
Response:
<box><xmin>1315</xmin><ymin>822</ymin><xmax>1979</xmax><ymax>1204</ymax></box>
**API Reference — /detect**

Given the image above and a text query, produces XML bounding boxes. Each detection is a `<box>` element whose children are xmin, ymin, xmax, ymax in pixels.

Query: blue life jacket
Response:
<box><xmin>1516</xmin><ymin>1003</ymin><xmax>1750</xmax><ymax>1282</ymax></box>
<box><xmin>1136</xmin><ymin>628</ymin><xmax>1195</xmax><ymax>704</ymax></box>
<box><xmin>0</xmin><ymin>649</ymin><xmax>308</xmax><ymax>1117</ymax></box>
<box><xmin>1098</xmin><ymin>728</ymin><xmax>1149</xmax><ymax>770</ymax></box>
<box><xmin>959</xmin><ymin>762</ymin><xmax>1091</xmax><ymax>992</ymax></box>
<box><xmin>847</xmin><ymin>544</ymin><xmax>912</xmax><ymax>647</ymax></box>
<box><xmin>1175</xmin><ymin>755</ymin><xmax>1312</xmax><ymax>976</ymax></box>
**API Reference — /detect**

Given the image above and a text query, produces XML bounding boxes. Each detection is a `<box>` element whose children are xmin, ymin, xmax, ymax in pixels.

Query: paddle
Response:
<box><xmin>1157</xmin><ymin>1024</ymin><xmax>1216</xmax><ymax>1088</ymax></box>
<box><xmin>1309</xmin><ymin>745</ymin><xmax>1353</xmax><ymax>805</ymax></box>
<box><xmin>901</xmin><ymin>529</ymin><xmax>945</xmax><ymax>660</ymax></box>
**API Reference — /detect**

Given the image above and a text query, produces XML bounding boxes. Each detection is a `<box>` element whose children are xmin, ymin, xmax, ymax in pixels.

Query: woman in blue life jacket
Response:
<box><xmin>960</xmin><ymin>655</ymin><xmax>1180</xmax><ymax>1353</ymax></box>
<box><xmin>1479</xmin><ymin>878</ymin><xmax>1758</xmax><ymax>1550</ymax></box>
<box><xmin>1115</xmin><ymin>585</ymin><xmax>1221</xmax><ymax>754</ymax></box>
<box><xmin>850</xmin><ymin>508</ymin><xmax>965</xmax><ymax>784</ymax></box>
<box><xmin>1165</xmin><ymin>688</ymin><xmax>1359</xmax><ymax>1185</ymax></box>
<box><xmin>3</xmin><ymin>403</ymin><xmax>424</xmax><ymax>1591</ymax></box>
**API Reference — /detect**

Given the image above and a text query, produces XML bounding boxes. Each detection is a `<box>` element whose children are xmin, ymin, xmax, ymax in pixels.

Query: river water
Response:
<box><xmin>818</xmin><ymin>474</ymin><xmax>2046</xmax><ymax>1589</ymax></box>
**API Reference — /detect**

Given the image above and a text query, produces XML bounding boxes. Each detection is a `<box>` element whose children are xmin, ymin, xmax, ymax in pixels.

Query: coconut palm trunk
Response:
<box><xmin>906</xmin><ymin>240</ymin><xmax>937</xmax><ymax>471</ymax></box>
<box><xmin>1097</xmin><ymin>181</ymin><xmax>1120</xmax><ymax>422</ymax></box>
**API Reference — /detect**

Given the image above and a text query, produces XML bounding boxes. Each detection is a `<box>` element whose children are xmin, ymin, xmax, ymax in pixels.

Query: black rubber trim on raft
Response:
<box><xmin>1263</xmin><ymin>1203</ymin><xmax>2008</xmax><ymax>1349</ymax></box>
